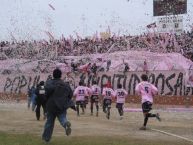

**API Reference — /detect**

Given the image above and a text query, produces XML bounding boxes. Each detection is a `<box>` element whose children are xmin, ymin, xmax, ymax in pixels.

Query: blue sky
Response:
<box><xmin>0</xmin><ymin>0</ymin><xmax>193</xmax><ymax>41</ymax></box>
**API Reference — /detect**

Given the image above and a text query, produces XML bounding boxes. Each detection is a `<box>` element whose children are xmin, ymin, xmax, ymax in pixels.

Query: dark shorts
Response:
<box><xmin>103</xmin><ymin>99</ymin><xmax>112</xmax><ymax>108</ymax></box>
<box><xmin>76</xmin><ymin>101</ymin><xmax>85</xmax><ymax>106</ymax></box>
<box><xmin>84</xmin><ymin>96</ymin><xmax>89</xmax><ymax>104</ymax></box>
<box><xmin>142</xmin><ymin>101</ymin><xmax>152</xmax><ymax>113</ymax></box>
<box><xmin>91</xmin><ymin>95</ymin><xmax>99</xmax><ymax>103</ymax></box>
<box><xmin>116</xmin><ymin>103</ymin><xmax>124</xmax><ymax>109</ymax></box>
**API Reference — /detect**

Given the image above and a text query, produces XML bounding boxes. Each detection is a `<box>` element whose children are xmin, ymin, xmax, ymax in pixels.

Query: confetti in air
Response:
<box><xmin>48</xmin><ymin>4</ymin><xmax>55</xmax><ymax>10</ymax></box>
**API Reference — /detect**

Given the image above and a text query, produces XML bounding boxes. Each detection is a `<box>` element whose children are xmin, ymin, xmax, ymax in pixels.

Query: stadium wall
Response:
<box><xmin>0</xmin><ymin>70</ymin><xmax>193</xmax><ymax>105</ymax></box>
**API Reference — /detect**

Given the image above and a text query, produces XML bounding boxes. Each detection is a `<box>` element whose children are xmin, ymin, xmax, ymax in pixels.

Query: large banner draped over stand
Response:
<box><xmin>186</xmin><ymin>69</ymin><xmax>193</xmax><ymax>87</ymax></box>
<box><xmin>1</xmin><ymin>70</ymin><xmax>193</xmax><ymax>96</ymax></box>
<box><xmin>1</xmin><ymin>70</ymin><xmax>193</xmax><ymax>105</ymax></box>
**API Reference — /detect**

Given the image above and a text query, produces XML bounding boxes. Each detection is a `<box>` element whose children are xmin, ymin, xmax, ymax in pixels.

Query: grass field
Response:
<box><xmin>1</xmin><ymin>133</ymin><xmax>192</xmax><ymax>145</ymax></box>
<box><xmin>0</xmin><ymin>103</ymin><xmax>193</xmax><ymax>145</ymax></box>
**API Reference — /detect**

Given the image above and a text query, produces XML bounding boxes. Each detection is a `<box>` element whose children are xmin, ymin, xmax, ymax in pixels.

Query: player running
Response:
<box><xmin>114</xmin><ymin>84</ymin><xmax>128</xmax><ymax>120</ymax></box>
<box><xmin>102</xmin><ymin>82</ymin><xmax>115</xmax><ymax>119</ymax></box>
<box><xmin>73</xmin><ymin>82</ymin><xmax>88</xmax><ymax>116</ymax></box>
<box><xmin>84</xmin><ymin>84</ymin><xmax>92</xmax><ymax>110</ymax></box>
<box><xmin>90</xmin><ymin>81</ymin><xmax>101</xmax><ymax>116</ymax></box>
<box><xmin>135</xmin><ymin>74</ymin><xmax>161</xmax><ymax>130</ymax></box>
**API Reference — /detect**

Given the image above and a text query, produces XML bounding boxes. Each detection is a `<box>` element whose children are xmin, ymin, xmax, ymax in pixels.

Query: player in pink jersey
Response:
<box><xmin>84</xmin><ymin>84</ymin><xmax>92</xmax><ymax>110</ymax></box>
<box><xmin>114</xmin><ymin>84</ymin><xmax>128</xmax><ymax>120</ymax></box>
<box><xmin>102</xmin><ymin>83</ymin><xmax>115</xmax><ymax>119</ymax></box>
<box><xmin>73</xmin><ymin>82</ymin><xmax>88</xmax><ymax>116</ymax></box>
<box><xmin>90</xmin><ymin>81</ymin><xmax>101</xmax><ymax>116</ymax></box>
<box><xmin>135</xmin><ymin>74</ymin><xmax>161</xmax><ymax>130</ymax></box>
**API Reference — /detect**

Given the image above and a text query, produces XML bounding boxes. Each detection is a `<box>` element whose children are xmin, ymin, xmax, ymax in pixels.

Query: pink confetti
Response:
<box><xmin>75</xmin><ymin>32</ymin><xmax>82</xmax><ymax>40</ymax></box>
<box><xmin>10</xmin><ymin>32</ymin><xmax>17</xmax><ymax>42</ymax></box>
<box><xmin>45</xmin><ymin>31</ymin><xmax>54</xmax><ymax>40</ymax></box>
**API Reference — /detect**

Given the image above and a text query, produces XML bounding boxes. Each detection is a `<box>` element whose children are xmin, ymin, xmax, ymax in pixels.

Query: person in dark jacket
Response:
<box><xmin>42</xmin><ymin>69</ymin><xmax>73</xmax><ymax>143</ymax></box>
<box><xmin>35</xmin><ymin>81</ymin><xmax>47</xmax><ymax>121</ymax></box>
<box><xmin>124</xmin><ymin>63</ymin><xmax>130</xmax><ymax>74</ymax></box>
<box><xmin>91</xmin><ymin>63</ymin><xmax>98</xmax><ymax>75</ymax></box>
<box><xmin>106</xmin><ymin>60</ymin><xmax>111</xmax><ymax>72</ymax></box>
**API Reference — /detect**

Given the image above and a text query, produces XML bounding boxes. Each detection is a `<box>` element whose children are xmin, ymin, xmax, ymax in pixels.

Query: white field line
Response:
<box><xmin>151</xmin><ymin>128</ymin><xmax>193</xmax><ymax>144</ymax></box>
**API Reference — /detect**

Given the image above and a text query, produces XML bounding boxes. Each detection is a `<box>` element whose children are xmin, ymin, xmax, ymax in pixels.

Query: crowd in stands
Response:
<box><xmin>0</xmin><ymin>30</ymin><xmax>193</xmax><ymax>62</ymax></box>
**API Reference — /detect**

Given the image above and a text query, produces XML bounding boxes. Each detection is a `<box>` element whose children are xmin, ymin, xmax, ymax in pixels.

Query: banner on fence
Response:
<box><xmin>1</xmin><ymin>70</ymin><xmax>193</xmax><ymax>96</ymax></box>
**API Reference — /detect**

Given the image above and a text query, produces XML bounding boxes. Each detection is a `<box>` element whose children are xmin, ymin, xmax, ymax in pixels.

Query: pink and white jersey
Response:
<box><xmin>135</xmin><ymin>81</ymin><xmax>158</xmax><ymax>103</ymax></box>
<box><xmin>85</xmin><ymin>86</ymin><xmax>92</xmax><ymax>96</ymax></box>
<box><xmin>102</xmin><ymin>87</ymin><xmax>115</xmax><ymax>100</ymax></box>
<box><xmin>114</xmin><ymin>88</ymin><xmax>128</xmax><ymax>104</ymax></box>
<box><xmin>91</xmin><ymin>85</ymin><xmax>101</xmax><ymax>96</ymax></box>
<box><xmin>73</xmin><ymin>86</ymin><xmax>88</xmax><ymax>101</ymax></box>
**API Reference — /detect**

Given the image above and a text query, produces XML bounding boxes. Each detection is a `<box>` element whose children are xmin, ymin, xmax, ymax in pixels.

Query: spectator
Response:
<box><xmin>143</xmin><ymin>60</ymin><xmax>148</xmax><ymax>74</ymax></box>
<box><xmin>35</xmin><ymin>81</ymin><xmax>47</xmax><ymax>121</ymax></box>
<box><xmin>124</xmin><ymin>63</ymin><xmax>130</xmax><ymax>74</ymax></box>
<box><xmin>71</xmin><ymin>60</ymin><xmax>78</xmax><ymax>73</ymax></box>
<box><xmin>91</xmin><ymin>63</ymin><xmax>98</xmax><ymax>75</ymax></box>
<box><xmin>42</xmin><ymin>69</ymin><xmax>73</xmax><ymax>142</ymax></box>
<box><xmin>86</xmin><ymin>63</ymin><xmax>92</xmax><ymax>75</ymax></box>
<box><xmin>27</xmin><ymin>86</ymin><xmax>37</xmax><ymax>111</ymax></box>
<box><xmin>106</xmin><ymin>60</ymin><xmax>111</xmax><ymax>72</ymax></box>
<box><xmin>1</xmin><ymin>30</ymin><xmax>193</xmax><ymax>64</ymax></box>
<box><xmin>27</xmin><ymin>86</ymin><xmax>33</xmax><ymax>110</ymax></box>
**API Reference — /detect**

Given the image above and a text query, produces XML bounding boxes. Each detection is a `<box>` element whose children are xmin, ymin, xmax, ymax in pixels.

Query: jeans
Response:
<box><xmin>27</xmin><ymin>96</ymin><xmax>36</xmax><ymax>111</ymax></box>
<box><xmin>27</xmin><ymin>97</ymin><xmax>31</xmax><ymax>109</ymax></box>
<box><xmin>42</xmin><ymin>110</ymin><xmax>68</xmax><ymax>142</ymax></box>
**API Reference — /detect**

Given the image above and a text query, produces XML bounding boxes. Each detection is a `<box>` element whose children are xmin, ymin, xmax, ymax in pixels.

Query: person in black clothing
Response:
<box><xmin>124</xmin><ymin>63</ymin><xmax>130</xmax><ymax>74</ymax></box>
<box><xmin>91</xmin><ymin>63</ymin><xmax>98</xmax><ymax>75</ymax></box>
<box><xmin>71</xmin><ymin>61</ymin><xmax>78</xmax><ymax>72</ymax></box>
<box><xmin>35</xmin><ymin>81</ymin><xmax>47</xmax><ymax>121</ymax></box>
<box><xmin>42</xmin><ymin>69</ymin><xmax>73</xmax><ymax>143</ymax></box>
<box><xmin>106</xmin><ymin>60</ymin><xmax>111</xmax><ymax>72</ymax></box>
